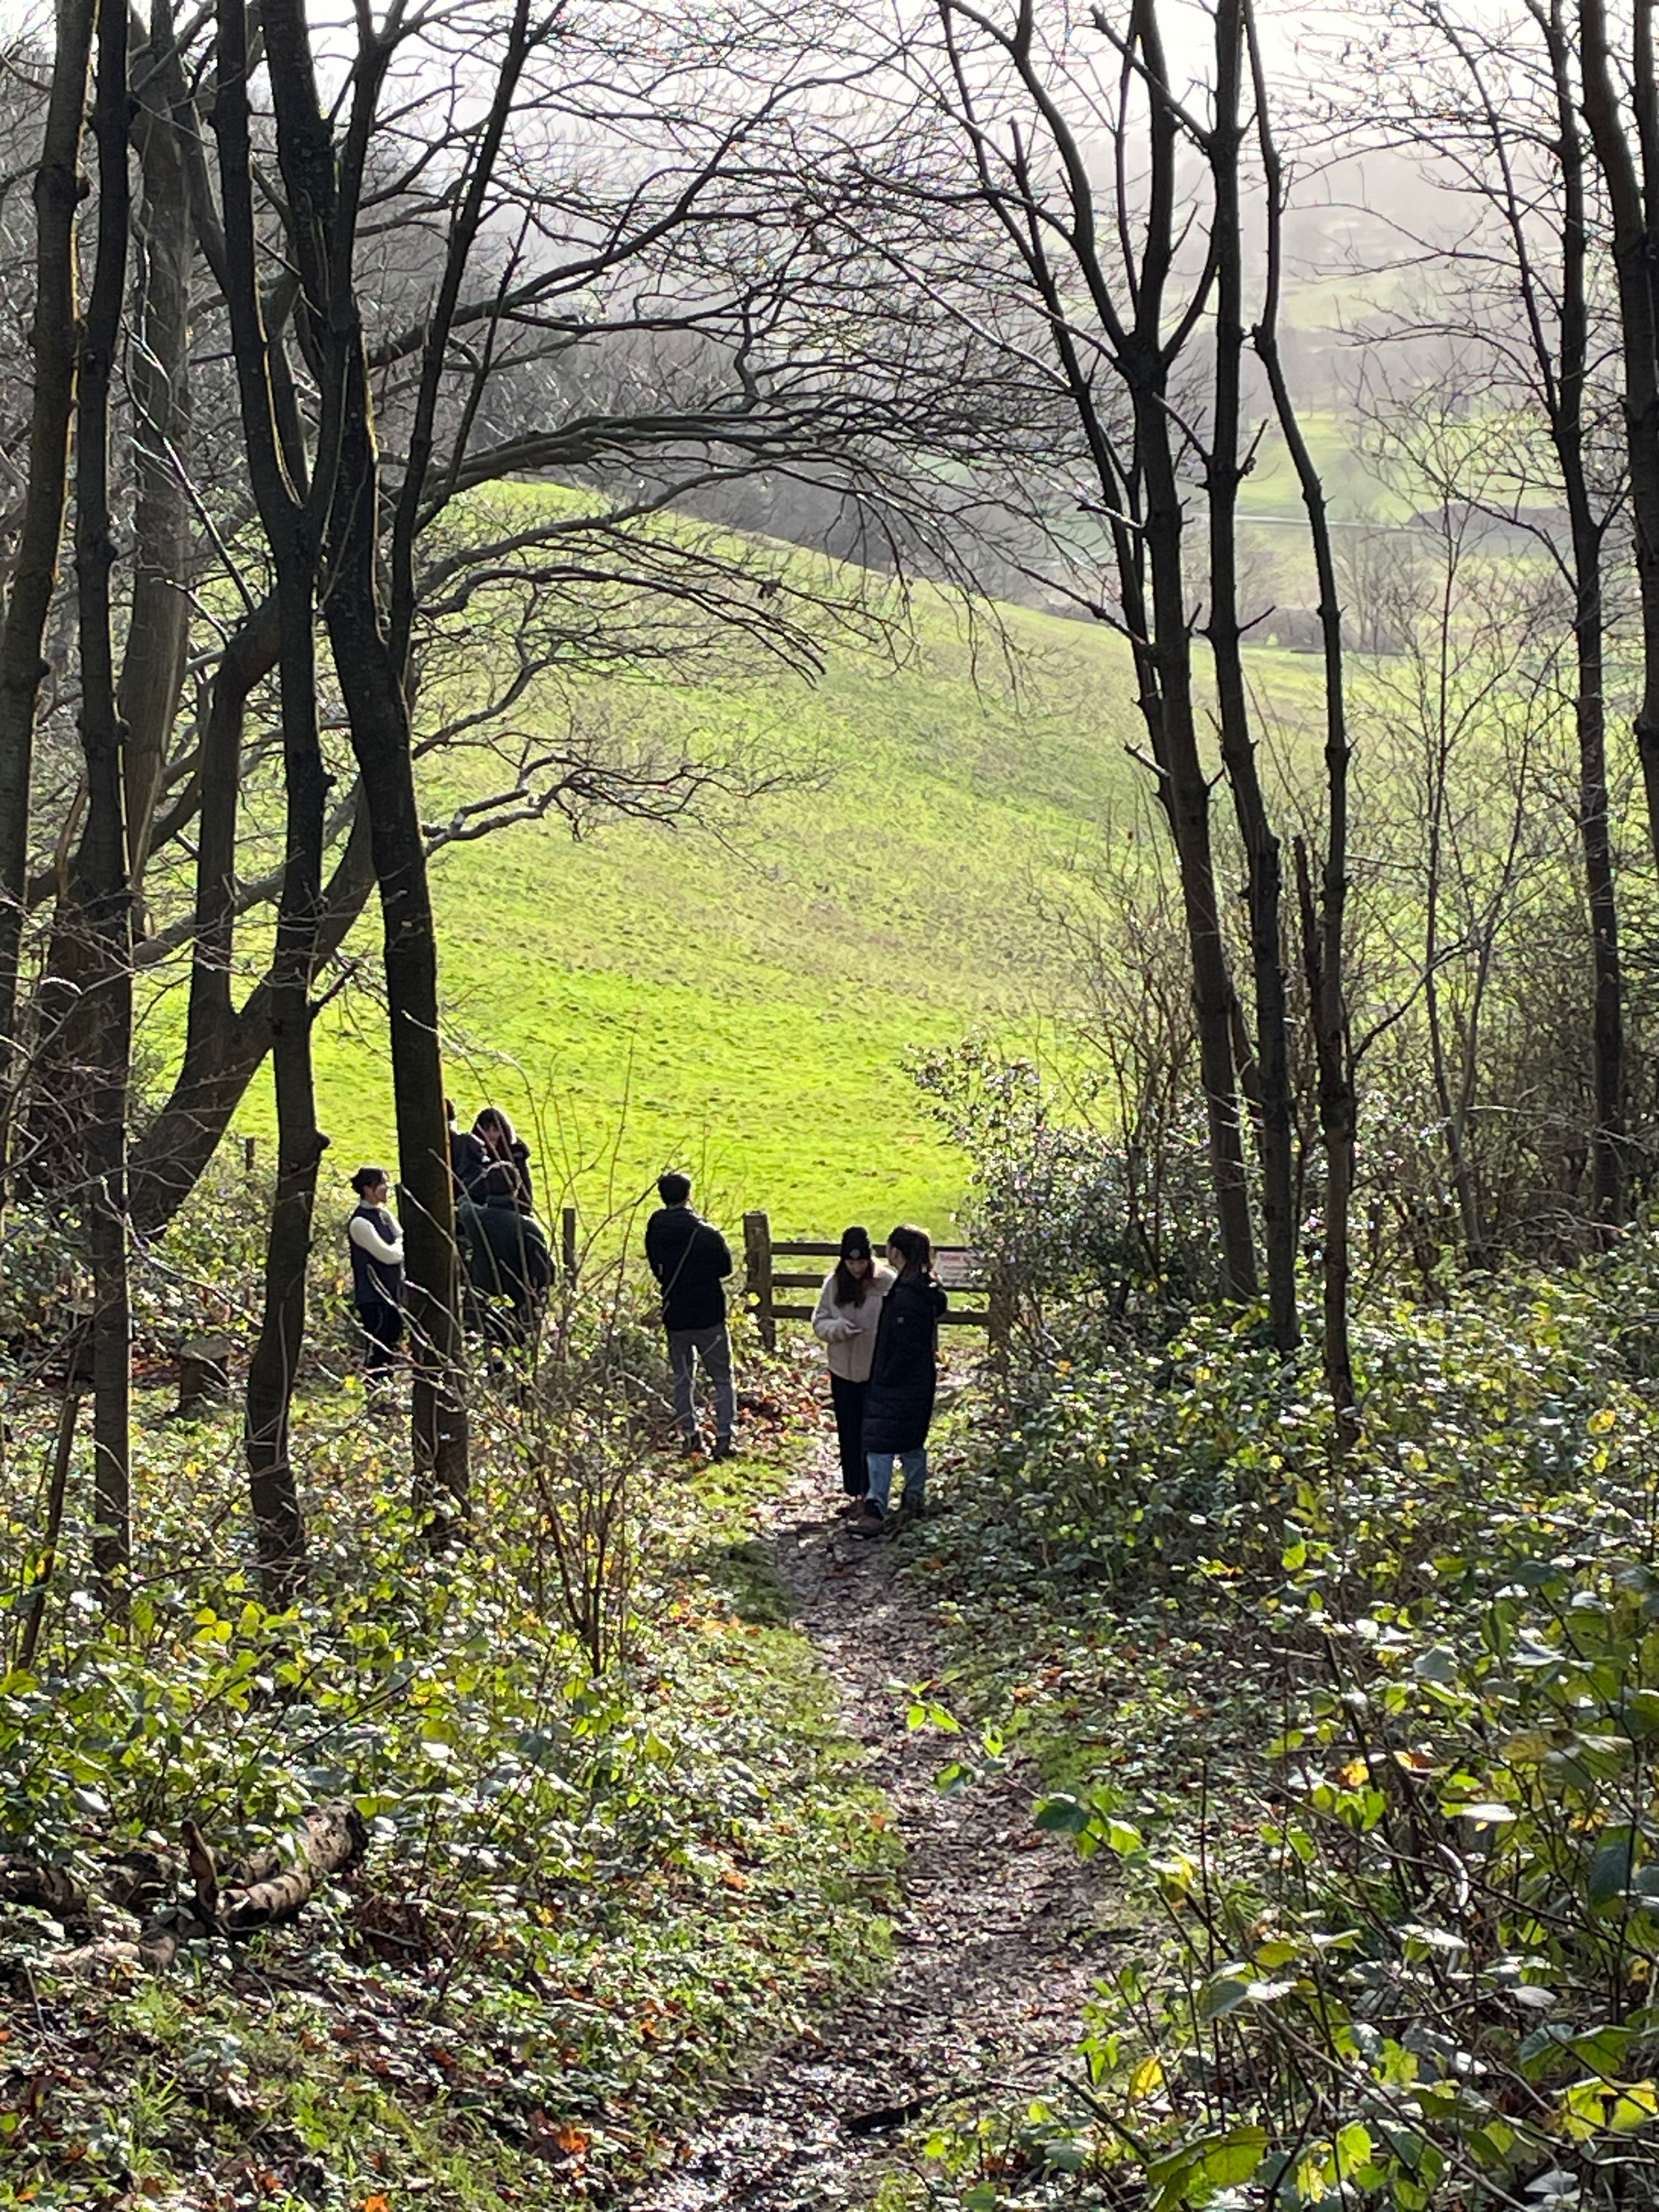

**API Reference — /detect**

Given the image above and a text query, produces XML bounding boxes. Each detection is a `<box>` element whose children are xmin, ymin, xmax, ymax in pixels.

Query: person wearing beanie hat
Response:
<box><xmin>812</xmin><ymin>1225</ymin><xmax>895</xmax><ymax>1504</ymax></box>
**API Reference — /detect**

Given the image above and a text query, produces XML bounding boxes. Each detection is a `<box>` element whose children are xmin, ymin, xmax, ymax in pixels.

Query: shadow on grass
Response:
<box><xmin>681</xmin><ymin>1535</ymin><xmax>797</xmax><ymax>1627</ymax></box>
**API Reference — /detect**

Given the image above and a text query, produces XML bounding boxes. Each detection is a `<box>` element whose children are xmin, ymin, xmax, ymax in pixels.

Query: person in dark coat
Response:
<box><xmin>853</xmin><ymin>1223</ymin><xmax>947</xmax><ymax>1536</ymax></box>
<box><xmin>644</xmin><ymin>1171</ymin><xmax>736</xmax><ymax>1459</ymax></box>
<box><xmin>347</xmin><ymin>1166</ymin><xmax>403</xmax><ymax>1385</ymax></box>
<box><xmin>470</xmin><ymin>1105</ymin><xmax>534</xmax><ymax>1214</ymax></box>
<box><xmin>459</xmin><ymin>1105</ymin><xmax>549</xmax><ymax>1344</ymax></box>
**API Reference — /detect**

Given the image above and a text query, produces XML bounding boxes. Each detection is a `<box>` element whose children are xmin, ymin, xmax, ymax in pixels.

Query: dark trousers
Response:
<box><xmin>830</xmin><ymin>1373</ymin><xmax>868</xmax><ymax>1496</ymax></box>
<box><xmin>357</xmin><ymin>1295</ymin><xmax>402</xmax><ymax>1379</ymax></box>
<box><xmin>668</xmin><ymin>1323</ymin><xmax>735</xmax><ymax>1444</ymax></box>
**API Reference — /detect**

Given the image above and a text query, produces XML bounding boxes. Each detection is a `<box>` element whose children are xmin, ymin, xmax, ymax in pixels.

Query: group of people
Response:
<box><xmin>346</xmin><ymin>1102</ymin><xmax>550</xmax><ymax>1379</ymax></box>
<box><xmin>644</xmin><ymin>1173</ymin><xmax>946</xmax><ymax>1536</ymax></box>
<box><xmin>349</xmin><ymin>1152</ymin><xmax>949</xmax><ymax>1533</ymax></box>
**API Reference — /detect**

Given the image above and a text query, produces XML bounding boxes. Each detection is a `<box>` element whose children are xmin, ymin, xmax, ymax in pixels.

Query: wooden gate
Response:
<box><xmin>741</xmin><ymin>1211</ymin><xmax>1007</xmax><ymax>1352</ymax></box>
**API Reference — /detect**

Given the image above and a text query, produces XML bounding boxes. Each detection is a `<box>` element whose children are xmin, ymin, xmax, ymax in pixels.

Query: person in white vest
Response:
<box><xmin>347</xmin><ymin>1166</ymin><xmax>404</xmax><ymax>1387</ymax></box>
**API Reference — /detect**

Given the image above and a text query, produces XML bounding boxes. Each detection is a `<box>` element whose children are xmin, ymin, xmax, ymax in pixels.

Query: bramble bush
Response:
<box><xmin>916</xmin><ymin>1061</ymin><xmax>1659</xmax><ymax>2209</ymax></box>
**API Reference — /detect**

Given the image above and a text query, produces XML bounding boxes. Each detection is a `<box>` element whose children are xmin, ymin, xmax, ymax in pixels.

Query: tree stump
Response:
<box><xmin>177</xmin><ymin>1334</ymin><xmax>234</xmax><ymax>1418</ymax></box>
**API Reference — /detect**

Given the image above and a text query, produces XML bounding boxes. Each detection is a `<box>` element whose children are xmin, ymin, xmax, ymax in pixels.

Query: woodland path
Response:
<box><xmin>624</xmin><ymin>1440</ymin><xmax>1123</xmax><ymax>2210</ymax></box>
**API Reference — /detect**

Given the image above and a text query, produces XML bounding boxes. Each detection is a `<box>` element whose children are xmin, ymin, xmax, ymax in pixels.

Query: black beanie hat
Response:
<box><xmin>839</xmin><ymin>1225</ymin><xmax>872</xmax><ymax>1260</ymax></box>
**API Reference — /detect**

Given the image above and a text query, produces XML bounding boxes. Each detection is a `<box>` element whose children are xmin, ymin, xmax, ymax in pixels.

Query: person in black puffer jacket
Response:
<box><xmin>854</xmin><ymin>1223</ymin><xmax>947</xmax><ymax>1536</ymax></box>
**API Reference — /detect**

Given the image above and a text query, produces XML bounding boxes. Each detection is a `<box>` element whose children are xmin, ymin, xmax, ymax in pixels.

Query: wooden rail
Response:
<box><xmin>742</xmin><ymin>1211</ymin><xmax>1007</xmax><ymax>1353</ymax></box>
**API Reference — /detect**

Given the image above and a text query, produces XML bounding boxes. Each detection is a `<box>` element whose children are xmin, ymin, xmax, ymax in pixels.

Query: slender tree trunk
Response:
<box><xmin>1137</xmin><ymin>390</ymin><xmax>1260</xmax><ymax>1303</ymax></box>
<box><xmin>240</xmin><ymin>562</ymin><xmax>326</xmax><ymax>1603</ymax></box>
<box><xmin>184</xmin><ymin>596</ymin><xmax>278</xmax><ymax>1065</ymax></box>
<box><xmin>1581</xmin><ymin>0</ymin><xmax>1659</xmax><ymax>868</ymax></box>
<box><xmin>1246</xmin><ymin>0</ymin><xmax>1354</xmax><ymax>1422</ymax></box>
<box><xmin>252</xmin><ymin>0</ymin><xmax>469</xmax><ymax>1517</ymax></box>
<box><xmin>326</xmin><ymin>366</ymin><xmax>468</xmax><ymax>1520</ymax></box>
<box><xmin>1207</xmin><ymin>0</ymin><xmax>1296</xmax><ymax>1346</ymax></box>
<box><xmin>1543</xmin><ymin>1</ymin><xmax>1624</xmax><ymax>1236</ymax></box>
<box><xmin>1578</xmin><ymin>602</ymin><xmax>1624</xmax><ymax>1235</ymax></box>
<box><xmin>0</xmin><ymin>0</ymin><xmax>94</xmax><ymax>1113</ymax></box>
<box><xmin>123</xmin><ymin>1</ymin><xmax>194</xmax><ymax>900</ymax></box>
<box><xmin>212</xmin><ymin>0</ymin><xmax>328</xmax><ymax>1596</ymax></box>
<box><xmin>77</xmin><ymin>0</ymin><xmax>133</xmax><ymax>1611</ymax></box>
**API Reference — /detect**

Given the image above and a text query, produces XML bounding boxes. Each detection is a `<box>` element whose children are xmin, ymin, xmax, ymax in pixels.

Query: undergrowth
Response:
<box><xmin>0</xmin><ymin>1323</ymin><xmax>896</xmax><ymax>2209</ymax></box>
<box><xmin>893</xmin><ymin>1221</ymin><xmax>1659</xmax><ymax>2209</ymax></box>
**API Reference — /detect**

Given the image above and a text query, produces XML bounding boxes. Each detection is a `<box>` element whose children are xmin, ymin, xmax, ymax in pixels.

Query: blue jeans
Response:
<box><xmin>866</xmin><ymin>1447</ymin><xmax>926</xmax><ymax>1514</ymax></box>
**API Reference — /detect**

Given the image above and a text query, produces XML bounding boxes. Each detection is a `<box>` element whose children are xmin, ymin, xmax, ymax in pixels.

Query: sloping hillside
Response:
<box><xmin>240</xmin><ymin>586</ymin><xmax>1144</xmax><ymax>1241</ymax></box>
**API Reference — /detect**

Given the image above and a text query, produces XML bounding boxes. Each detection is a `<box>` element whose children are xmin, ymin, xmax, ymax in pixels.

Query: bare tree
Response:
<box><xmin>1355</xmin><ymin>0</ymin><xmax>1627</xmax><ymax>1238</ymax></box>
<box><xmin>0</xmin><ymin>14</ymin><xmax>92</xmax><ymax>1116</ymax></box>
<box><xmin>898</xmin><ymin>0</ymin><xmax>1265</xmax><ymax>1311</ymax></box>
<box><xmin>76</xmin><ymin>0</ymin><xmax>133</xmax><ymax>1606</ymax></box>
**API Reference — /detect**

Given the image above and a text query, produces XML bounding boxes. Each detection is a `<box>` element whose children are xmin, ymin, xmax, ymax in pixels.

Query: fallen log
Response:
<box><xmin>1</xmin><ymin>1803</ymin><xmax>368</xmax><ymax>1974</ymax></box>
<box><xmin>182</xmin><ymin>1803</ymin><xmax>368</xmax><ymax>1936</ymax></box>
<box><xmin>0</xmin><ymin>1857</ymin><xmax>89</xmax><ymax>1925</ymax></box>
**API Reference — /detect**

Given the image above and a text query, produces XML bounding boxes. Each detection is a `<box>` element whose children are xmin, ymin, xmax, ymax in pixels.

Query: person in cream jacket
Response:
<box><xmin>812</xmin><ymin>1225</ymin><xmax>895</xmax><ymax>1504</ymax></box>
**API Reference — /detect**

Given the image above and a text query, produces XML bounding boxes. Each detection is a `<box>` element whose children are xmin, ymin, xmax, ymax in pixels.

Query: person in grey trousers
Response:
<box><xmin>644</xmin><ymin>1171</ymin><xmax>737</xmax><ymax>1460</ymax></box>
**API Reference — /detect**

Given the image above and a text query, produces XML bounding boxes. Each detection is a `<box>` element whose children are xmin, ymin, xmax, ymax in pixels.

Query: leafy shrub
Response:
<box><xmin>911</xmin><ymin>1040</ymin><xmax>1220</xmax><ymax>1360</ymax></box>
<box><xmin>912</xmin><ymin>1039</ymin><xmax>1659</xmax><ymax>2206</ymax></box>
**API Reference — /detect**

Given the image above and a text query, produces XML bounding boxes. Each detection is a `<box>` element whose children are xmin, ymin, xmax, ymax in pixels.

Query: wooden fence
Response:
<box><xmin>741</xmin><ymin>1211</ymin><xmax>1007</xmax><ymax>1352</ymax></box>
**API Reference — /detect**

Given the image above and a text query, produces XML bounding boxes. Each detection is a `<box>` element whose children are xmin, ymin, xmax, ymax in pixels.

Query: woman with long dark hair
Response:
<box><xmin>854</xmin><ymin>1224</ymin><xmax>947</xmax><ymax>1536</ymax></box>
<box><xmin>346</xmin><ymin>1166</ymin><xmax>403</xmax><ymax>1385</ymax></box>
<box><xmin>460</xmin><ymin>1104</ymin><xmax>551</xmax><ymax>1344</ymax></box>
<box><xmin>812</xmin><ymin>1226</ymin><xmax>895</xmax><ymax>1505</ymax></box>
<box><xmin>470</xmin><ymin>1105</ymin><xmax>534</xmax><ymax>1214</ymax></box>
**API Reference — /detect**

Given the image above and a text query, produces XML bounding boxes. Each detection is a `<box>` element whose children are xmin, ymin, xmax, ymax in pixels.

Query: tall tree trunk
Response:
<box><xmin>1580</xmin><ymin>0</ymin><xmax>1659</xmax><ymax>870</ymax></box>
<box><xmin>1577</xmin><ymin>585</ymin><xmax>1624</xmax><ymax>1238</ymax></box>
<box><xmin>1207</xmin><ymin>0</ymin><xmax>1296</xmax><ymax>1347</ymax></box>
<box><xmin>77</xmin><ymin>0</ymin><xmax>133</xmax><ymax>1611</ymax></box>
<box><xmin>255</xmin><ymin>0</ymin><xmax>469</xmax><ymax>1519</ymax></box>
<box><xmin>123</xmin><ymin>0</ymin><xmax>194</xmax><ymax>900</ymax></box>
<box><xmin>0</xmin><ymin>0</ymin><xmax>94</xmax><ymax>1118</ymax></box>
<box><xmin>1248</xmin><ymin>0</ymin><xmax>1354</xmax><ymax>1423</ymax></box>
<box><xmin>212</xmin><ymin>0</ymin><xmax>329</xmax><ymax>1598</ymax></box>
<box><xmin>1543</xmin><ymin>0</ymin><xmax>1624</xmax><ymax>1237</ymax></box>
<box><xmin>327</xmin><ymin>364</ymin><xmax>469</xmax><ymax>1521</ymax></box>
<box><xmin>1136</xmin><ymin>390</ymin><xmax>1261</xmax><ymax>1304</ymax></box>
<box><xmin>240</xmin><ymin>561</ymin><xmax>325</xmax><ymax>1604</ymax></box>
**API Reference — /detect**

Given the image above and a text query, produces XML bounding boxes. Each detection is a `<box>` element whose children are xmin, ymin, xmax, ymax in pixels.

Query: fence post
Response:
<box><xmin>743</xmin><ymin>1210</ymin><xmax>775</xmax><ymax>1351</ymax></box>
<box><xmin>988</xmin><ymin>1265</ymin><xmax>1012</xmax><ymax>1365</ymax></box>
<box><xmin>561</xmin><ymin>1205</ymin><xmax>579</xmax><ymax>1282</ymax></box>
<box><xmin>244</xmin><ymin>1135</ymin><xmax>257</xmax><ymax>1175</ymax></box>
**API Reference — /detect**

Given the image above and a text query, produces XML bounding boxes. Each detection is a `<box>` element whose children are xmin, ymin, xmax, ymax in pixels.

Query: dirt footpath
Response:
<box><xmin>625</xmin><ymin>1446</ymin><xmax>1121</xmax><ymax>2210</ymax></box>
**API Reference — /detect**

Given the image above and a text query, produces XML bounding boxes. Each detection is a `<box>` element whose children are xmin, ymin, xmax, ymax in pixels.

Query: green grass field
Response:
<box><xmin>223</xmin><ymin>589</ymin><xmax>1147</xmax><ymax>1245</ymax></box>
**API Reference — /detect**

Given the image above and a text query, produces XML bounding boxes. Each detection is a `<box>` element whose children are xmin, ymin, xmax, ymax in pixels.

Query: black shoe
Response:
<box><xmin>711</xmin><ymin>1439</ymin><xmax>736</xmax><ymax>1463</ymax></box>
<box><xmin>850</xmin><ymin>1503</ymin><xmax>886</xmax><ymax>1539</ymax></box>
<box><xmin>679</xmin><ymin>1436</ymin><xmax>707</xmax><ymax>1459</ymax></box>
